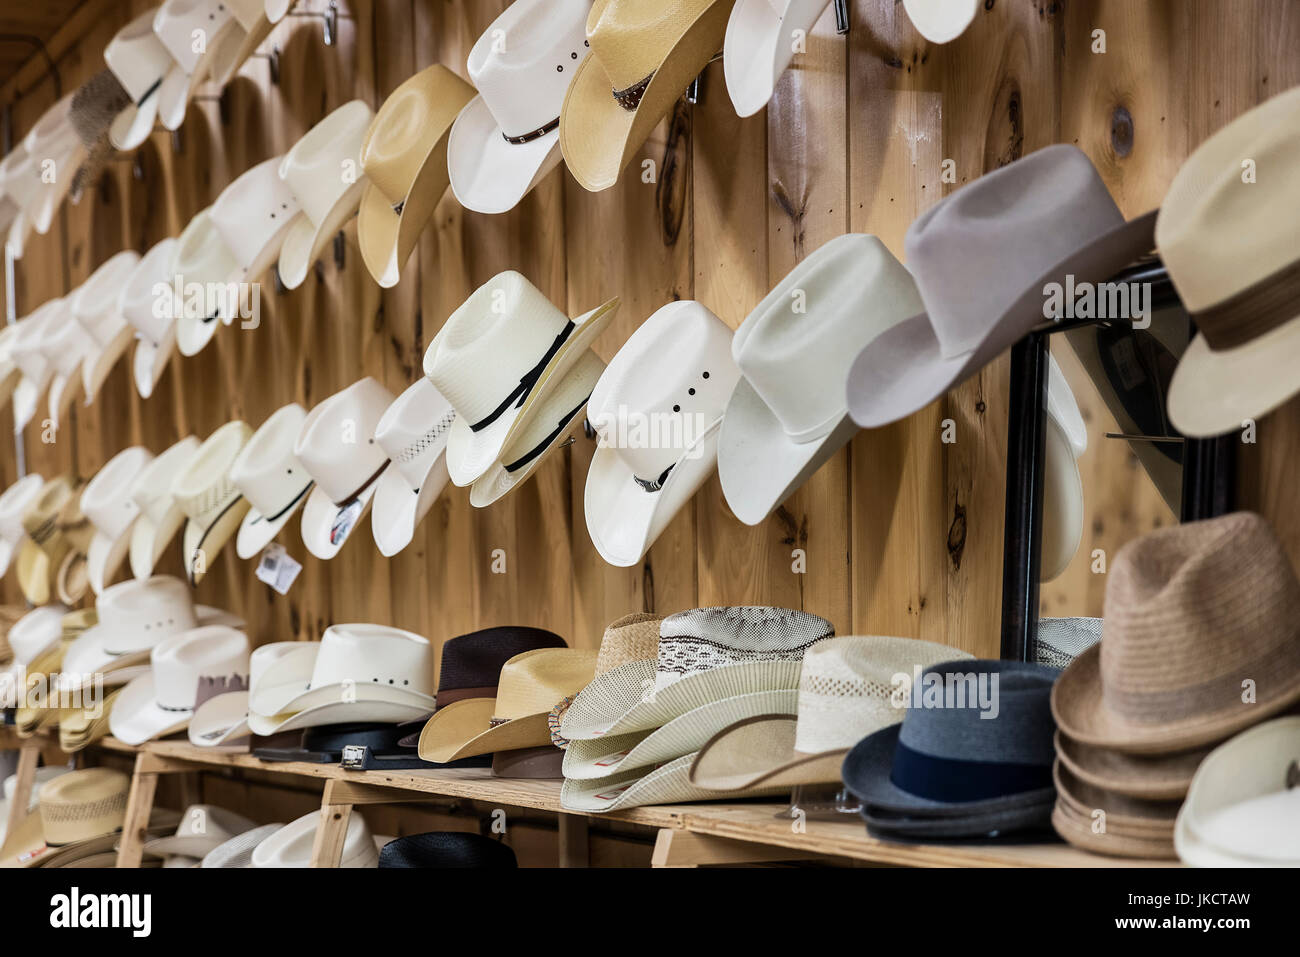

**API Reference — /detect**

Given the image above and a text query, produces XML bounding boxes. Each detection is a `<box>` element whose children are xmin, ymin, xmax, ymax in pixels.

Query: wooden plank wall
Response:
<box><xmin>2</xmin><ymin>0</ymin><xmax>1297</xmax><ymax>665</ymax></box>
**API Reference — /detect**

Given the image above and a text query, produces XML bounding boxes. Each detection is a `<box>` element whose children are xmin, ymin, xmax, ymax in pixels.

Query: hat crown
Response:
<box><xmin>655</xmin><ymin>605</ymin><xmax>833</xmax><ymax>691</ymax></box>
<box><xmin>21</xmin><ymin>475</ymin><xmax>80</xmax><ymax>544</ymax></box>
<box><xmin>174</xmin><ymin>208</ymin><xmax>239</xmax><ymax>294</ymax></box>
<box><xmin>105</xmin><ymin>6</ymin><xmax>172</xmax><ymax>100</ymax></box>
<box><xmin>1157</xmin><ymin>87</ymin><xmax>1300</xmax><ymax>314</ymax></box>
<box><xmin>7</xmin><ymin>605</ymin><xmax>66</xmax><ymax>664</ymax></box>
<box><xmin>425</xmin><ymin>271</ymin><xmax>574</xmax><ymax>423</ymax></box>
<box><xmin>437</xmin><ymin>626</ymin><xmax>567</xmax><ymax>697</ymax></box>
<box><xmin>0</xmin><ymin>475</ymin><xmax>44</xmax><ymax>540</ymax></box>
<box><xmin>594</xmin><ymin>612</ymin><xmax>663</xmax><ymax>675</ymax></box>
<box><xmin>279</xmin><ymin>100</ymin><xmax>372</xmax><ymax>226</ymax></box>
<box><xmin>211</xmin><ymin>156</ymin><xmax>301</xmax><ymax>275</ymax></box>
<box><xmin>588</xmin><ymin>300</ymin><xmax>739</xmax><ymax>482</ymax></box>
<box><xmin>794</xmin><ymin>635</ymin><xmax>973</xmax><ymax>754</ymax></box>
<box><xmin>131</xmin><ymin>436</ymin><xmax>199</xmax><ymax>525</ymax></box>
<box><xmin>734</xmin><ymin>234</ymin><xmax>924</xmax><ymax>441</ymax></box>
<box><xmin>1100</xmin><ymin>512</ymin><xmax>1300</xmax><ymax>723</ymax></box>
<box><xmin>586</xmin><ymin>0</ymin><xmax>717</xmax><ymax>91</ymax></box>
<box><xmin>253</xmin><ymin>808</ymin><xmax>376</xmax><ymax>868</ymax></box>
<box><xmin>121</xmin><ymin>238</ymin><xmax>180</xmax><ymax>341</ymax></box>
<box><xmin>469</xmin><ymin>0</ymin><xmax>591</xmax><ymax>138</ymax></box>
<box><xmin>24</xmin><ymin>94</ymin><xmax>81</xmax><ymax>159</ymax></box>
<box><xmin>374</xmin><ymin>378</ymin><xmax>457</xmax><ymax>491</ymax></box>
<box><xmin>172</xmin><ymin>420</ymin><xmax>250</xmax><ymax>524</ymax></box>
<box><xmin>170</xmin><ymin>804</ymin><xmax>246</xmax><ymax>842</ymax></box>
<box><xmin>82</xmin><ymin>446</ymin><xmax>152</xmax><ymax>539</ymax></box>
<box><xmin>41</xmin><ymin>316</ymin><xmax>89</xmax><ymax>374</ymax></box>
<box><xmin>294</xmin><ymin>378</ymin><xmax>395</xmax><ymax>502</ymax></box>
<box><xmin>230</xmin><ymin>403</ymin><xmax>311</xmax><ymax>516</ymax></box>
<box><xmin>493</xmin><ymin>648</ymin><xmax>598</xmax><ymax>720</ymax></box>
<box><xmin>73</xmin><ymin>250</ymin><xmax>139</xmax><ymax>341</ymax></box>
<box><xmin>152</xmin><ymin>625</ymin><xmax>250</xmax><ymax>711</ymax></box>
<box><xmin>96</xmin><ymin>575</ymin><xmax>199</xmax><ymax>654</ymax></box>
<box><xmin>154</xmin><ymin>0</ymin><xmax>232</xmax><ymax>73</ymax></box>
<box><xmin>308</xmin><ymin>624</ymin><xmax>435</xmax><ymax>698</ymax></box>
<box><xmin>249</xmin><ymin>641</ymin><xmax>307</xmax><ymax>687</ymax></box>
<box><xmin>39</xmin><ymin>768</ymin><xmax>129</xmax><ymax>845</ymax></box>
<box><xmin>905</xmin><ymin>144</ymin><xmax>1123</xmax><ymax>358</ymax></box>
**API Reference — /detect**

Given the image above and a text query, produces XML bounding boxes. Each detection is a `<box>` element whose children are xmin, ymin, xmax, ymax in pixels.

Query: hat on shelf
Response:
<box><xmin>251</xmin><ymin>809</ymin><xmax>381</xmax><ymax>868</ymax></box>
<box><xmin>546</xmin><ymin>612</ymin><xmax>662</xmax><ymax>740</ymax></box>
<box><xmin>57</xmin><ymin>687</ymin><xmax>123</xmax><ymax>753</ymax></box>
<box><xmin>902</xmin><ymin>0</ymin><xmax>981</xmax><ymax>45</ymax></box>
<box><xmin>189</xmin><ymin>640</ymin><xmax>300</xmax><ymax>748</ymax></box>
<box><xmin>128</xmin><ymin>436</ymin><xmax>201</xmax><ymax>579</ymax></box>
<box><xmin>207</xmin><ymin>0</ymin><xmax>276</xmax><ymax>87</ymax></box>
<box><xmin>210</xmin><ymin>155</ymin><xmax>303</xmax><ymax>284</ymax></box>
<box><xmin>0</xmin><ymin>767</ymin><xmax>70</xmax><ymax>846</ymax></box>
<box><xmin>845</xmin><ymin>145</ymin><xmax>1156</xmax><ymax>429</ymax></box>
<box><xmin>379</xmin><ymin>832</ymin><xmax>519</xmax><ymax>868</ymax></box>
<box><xmin>142</xmin><ymin>804</ymin><xmax>258</xmax><ymax>860</ymax></box>
<box><xmin>0</xmin><ymin>768</ymin><xmax>128</xmax><ymax>868</ymax></box>
<box><xmin>559</xmin><ymin>0</ymin><xmax>734</xmax><ymax>192</ymax></box>
<box><xmin>173</xmin><ymin>208</ymin><xmax>242</xmax><ymax>357</ymax></box>
<box><xmin>171</xmin><ymin>421</ymin><xmax>254</xmax><ymax>585</ymax></box>
<box><xmin>110</xmin><ymin>625</ymin><xmax>250</xmax><ymax>745</ymax></box>
<box><xmin>358</xmin><ymin>64</ymin><xmax>476</xmax><ymax>287</ymax></box>
<box><xmin>200</xmin><ymin>822</ymin><xmax>282</xmax><ymax>868</ymax></box>
<box><xmin>276</xmin><ymin>99</ymin><xmax>373</xmax><ymax>289</ymax></box>
<box><xmin>585</xmin><ymin>300</ymin><xmax>739</xmax><ymax>566</ymax></box>
<box><xmin>1052</xmin><ymin>761</ymin><xmax>1181</xmax><ymax>860</ymax></box>
<box><xmin>103</xmin><ymin>6</ymin><xmax>171</xmax><ymax>150</ymax></box>
<box><xmin>371</xmin><ymin>378</ymin><xmax>455</xmax><ymax>557</ymax></box>
<box><xmin>71</xmin><ymin>250</ymin><xmax>142</xmax><ymax>405</ymax></box>
<box><xmin>153</xmin><ymin>0</ymin><xmax>239</xmax><ymax>131</ymax></box>
<box><xmin>561</xmin><ymin>750</ymin><xmax>794</xmax><ymax>813</ymax></box>
<box><xmin>11</xmin><ymin>610</ymin><xmax>85</xmax><ymax>735</ymax></box>
<box><xmin>230</xmin><ymin>403</ymin><xmax>314</xmax><ymax>559</ymax></box>
<box><xmin>0</xmin><ymin>605</ymin><xmax>68</xmax><ymax>709</ymax></box>
<box><xmin>121</xmin><ymin>237</ymin><xmax>182</xmax><ymax>399</ymax></box>
<box><xmin>81</xmin><ymin>446</ymin><xmax>154</xmax><ymax>594</ymax></box>
<box><xmin>723</xmin><ymin>0</ymin><xmax>833</xmax><ymax>118</ymax></box>
<box><xmin>448</xmin><ymin>0</ymin><xmax>592</xmax><ymax>214</ymax></box>
<box><xmin>0</xmin><ymin>474</ymin><xmax>45</xmax><ymax>577</ymax></box>
<box><xmin>295</xmin><ymin>377</ymin><xmax>395</xmax><ymax>560</ymax></box>
<box><xmin>423</xmin><ymin>271</ymin><xmax>619</xmax><ymax>489</ymax></box>
<box><xmin>1034</xmin><ymin>618</ymin><xmax>1102</xmax><ymax>673</ymax></box>
<box><xmin>1054</xmin><ymin>731</ymin><xmax>1211</xmax><ymax>803</ymax></box>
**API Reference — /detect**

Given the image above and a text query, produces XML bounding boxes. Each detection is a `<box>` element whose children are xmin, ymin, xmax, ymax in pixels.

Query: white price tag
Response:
<box><xmin>255</xmin><ymin>543</ymin><xmax>303</xmax><ymax>595</ymax></box>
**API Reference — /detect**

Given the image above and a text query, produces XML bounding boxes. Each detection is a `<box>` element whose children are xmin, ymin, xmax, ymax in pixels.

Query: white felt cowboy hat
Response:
<box><xmin>129</xmin><ymin>436</ymin><xmax>200</xmax><ymax>579</ymax></box>
<box><xmin>371</xmin><ymin>378</ymin><xmax>454</xmax><ymax>557</ymax></box>
<box><xmin>585</xmin><ymin>300</ymin><xmax>739</xmax><ymax>567</ymax></box>
<box><xmin>0</xmin><ymin>474</ymin><xmax>44</xmax><ymax>577</ymax></box>
<box><xmin>276</xmin><ymin>100</ymin><xmax>373</xmax><ymax>289</ymax></box>
<box><xmin>423</xmin><ymin>271</ymin><xmax>619</xmax><ymax>488</ymax></box>
<box><xmin>719</xmin><ymin>234</ymin><xmax>923</xmax><ymax>526</ymax></box>
<box><xmin>171</xmin><ymin>421</ymin><xmax>253</xmax><ymax>584</ymax></box>
<box><xmin>189</xmin><ymin>640</ymin><xmax>299</xmax><ymax>748</ymax></box>
<box><xmin>252</xmin><ymin>809</ymin><xmax>381</xmax><ymax>868</ymax></box>
<box><xmin>173</xmin><ymin>208</ymin><xmax>241</xmax><ymax>356</ymax></box>
<box><xmin>110</xmin><ymin>625</ymin><xmax>250</xmax><ymax>746</ymax></box>
<box><xmin>207</xmin><ymin>0</ymin><xmax>276</xmax><ymax>87</ymax></box>
<box><xmin>0</xmin><ymin>604</ymin><xmax>68</xmax><ymax>709</ymax></box>
<box><xmin>210</xmin><ymin>155</ymin><xmax>303</xmax><ymax>284</ymax></box>
<box><xmin>121</xmin><ymin>237</ymin><xmax>181</xmax><ymax>399</ymax></box>
<box><xmin>724</xmin><ymin>0</ymin><xmax>834</xmax><ymax>118</ymax></box>
<box><xmin>70</xmin><ymin>251</ymin><xmax>141</xmax><ymax>404</ymax></box>
<box><xmin>81</xmin><ymin>446</ymin><xmax>154</xmax><ymax>594</ymax></box>
<box><xmin>37</xmin><ymin>309</ymin><xmax>89</xmax><ymax>431</ymax></box>
<box><xmin>153</xmin><ymin>0</ymin><xmax>239</xmax><ymax>131</ymax></box>
<box><xmin>104</xmin><ymin>6</ymin><xmax>171</xmax><ymax>150</ymax></box>
<box><xmin>143</xmin><ymin>804</ymin><xmax>257</xmax><ymax>860</ymax></box>
<box><xmin>17</xmin><ymin>94</ymin><xmax>87</xmax><ymax>236</ymax></box>
<box><xmin>295</xmin><ymin>377</ymin><xmax>394</xmax><ymax>560</ymax></box>
<box><xmin>448</xmin><ymin>0</ymin><xmax>591</xmax><ymax>215</ymax></box>
<box><xmin>230</xmin><ymin>403</ymin><xmax>313</xmax><ymax>559</ymax></box>
<box><xmin>902</xmin><ymin>0</ymin><xmax>980</xmax><ymax>44</ymax></box>
<box><xmin>248</xmin><ymin>624</ymin><xmax>437</xmax><ymax>735</ymax></box>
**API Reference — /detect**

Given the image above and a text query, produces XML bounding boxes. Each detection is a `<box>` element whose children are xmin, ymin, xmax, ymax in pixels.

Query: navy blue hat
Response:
<box><xmin>378</xmin><ymin>832</ymin><xmax>518</xmax><ymax>868</ymax></box>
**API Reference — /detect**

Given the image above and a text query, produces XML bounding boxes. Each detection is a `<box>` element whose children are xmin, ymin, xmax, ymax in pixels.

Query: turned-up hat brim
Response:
<box><xmin>447</xmin><ymin>94</ymin><xmax>563</xmax><ymax>215</ymax></box>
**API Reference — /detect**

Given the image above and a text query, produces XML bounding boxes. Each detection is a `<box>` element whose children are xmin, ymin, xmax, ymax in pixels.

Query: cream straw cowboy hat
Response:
<box><xmin>0</xmin><ymin>605</ymin><xmax>67</xmax><ymax>709</ymax></box>
<box><xmin>448</xmin><ymin>0</ymin><xmax>592</xmax><ymax>215</ymax></box>
<box><xmin>418</xmin><ymin>648</ymin><xmax>598</xmax><ymax>763</ymax></box>
<box><xmin>560</xmin><ymin>0</ymin><xmax>735</xmax><ymax>192</ymax></box>
<box><xmin>104</xmin><ymin>7</ymin><xmax>171</xmax><ymax>150</ymax></box>
<box><xmin>252</xmin><ymin>809</ymin><xmax>381</xmax><ymax>868</ymax></box>
<box><xmin>230</xmin><ymin>403</ymin><xmax>314</xmax><ymax>559</ymax></box>
<box><xmin>143</xmin><ymin>804</ymin><xmax>257</xmax><ymax>860</ymax></box>
<box><xmin>0</xmin><ymin>321</ymin><xmax>25</xmax><ymax>410</ymax></box>
<box><xmin>423</xmin><ymin>271</ymin><xmax>619</xmax><ymax>488</ymax></box>
<box><xmin>276</xmin><ymin>100</ymin><xmax>373</xmax><ymax>289</ymax></box>
<box><xmin>129</xmin><ymin>436</ymin><xmax>200</xmax><ymax>578</ymax></box>
<box><xmin>38</xmin><ymin>309</ymin><xmax>89</xmax><ymax>431</ymax></box>
<box><xmin>19</xmin><ymin>475</ymin><xmax>92</xmax><ymax>607</ymax></box>
<box><xmin>17</xmin><ymin>95</ymin><xmax>87</xmax><ymax>236</ymax></box>
<box><xmin>81</xmin><ymin>445</ymin><xmax>154</xmax><ymax>594</ymax></box>
<box><xmin>561</xmin><ymin>752</ymin><xmax>790</xmax><ymax>813</ymax></box>
<box><xmin>264</xmin><ymin>1</ymin><xmax>297</xmax><ymax>24</ymax></box>
<box><xmin>358</xmin><ymin>64</ymin><xmax>476</xmax><ymax>288</ymax></box>
<box><xmin>189</xmin><ymin>640</ymin><xmax>298</xmax><ymax>748</ymax></box>
<box><xmin>371</xmin><ymin>378</ymin><xmax>454</xmax><ymax>557</ymax></box>
<box><xmin>208</xmin><ymin>0</ymin><xmax>276</xmax><ymax>87</ymax></box>
<box><xmin>71</xmin><ymin>250</ymin><xmax>141</xmax><ymax>404</ymax></box>
<box><xmin>121</xmin><ymin>238</ymin><xmax>181</xmax><ymax>399</ymax></box>
<box><xmin>0</xmin><ymin>767</ymin><xmax>69</xmax><ymax>846</ymax></box>
<box><xmin>0</xmin><ymin>768</ymin><xmax>128</xmax><ymax>869</ymax></box>
<box><xmin>173</xmin><ymin>207</ymin><xmax>242</xmax><ymax>356</ymax></box>
<box><xmin>1162</xmin><ymin>87</ymin><xmax>1300</xmax><ymax>437</ymax></box>
<box><xmin>585</xmin><ymin>300</ymin><xmax>739</xmax><ymax>567</ymax></box>
<box><xmin>200</xmin><ymin>822</ymin><xmax>281</xmax><ymax>868</ymax></box>
<box><xmin>295</xmin><ymin>377</ymin><xmax>394</xmax><ymax>560</ymax></box>
<box><xmin>171</xmin><ymin>421</ymin><xmax>253</xmax><ymax>584</ymax></box>
<box><xmin>210</xmin><ymin>155</ymin><xmax>303</xmax><ymax>284</ymax></box>
<box><xmin>724</xmin><ymin>0</ymin><xmax>833</xmax><ymax>117</ymax></box>
<box><xmin>10</xmin><ymin>301</ymin><xmax>63</xmax><ymax>432</ymax></box>
<box><xmin>902</xmin><ymin>0</ymin><xmax>980</xmax><ymax>44</ymax></box>
<box><xmin>0</xmin><ymin>146</ymin><xmax>36</xmax><ymax>259</ymax></box>
<box><xmin>0</xmin><ymin>474</ymin><xmax>43</xmax><ymax>577</ymax></box>
<box><xmin>153</xmin><ymin>0</ymin><xmax>239</xmax><ymax>131</ymax></box>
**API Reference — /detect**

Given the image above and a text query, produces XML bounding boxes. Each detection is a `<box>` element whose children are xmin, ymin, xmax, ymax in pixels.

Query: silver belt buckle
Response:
<box><xmin>340</xmin><ymin>745</ymin><xmax>367</xmax><ymax>770</ymax></box>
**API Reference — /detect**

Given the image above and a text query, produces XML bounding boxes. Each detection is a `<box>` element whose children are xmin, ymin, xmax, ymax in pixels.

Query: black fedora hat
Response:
<box><xmin>378</xmin><ymin>831</ymin><xmax>518</xmax><ymax>869</ymax></box>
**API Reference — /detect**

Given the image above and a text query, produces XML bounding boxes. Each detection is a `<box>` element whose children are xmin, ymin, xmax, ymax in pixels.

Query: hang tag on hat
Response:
<box><xmin>330</xmin><ymin>500</ymin><xmax>363</xmax><ymax>547</ymax></box>
<box><xmin>255</xmin><ymin>543</ymin><xmax>302</xmax><ymax>595</ymax></box>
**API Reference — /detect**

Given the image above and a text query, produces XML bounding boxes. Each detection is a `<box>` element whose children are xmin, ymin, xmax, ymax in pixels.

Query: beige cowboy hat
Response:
<box><xmin>358</xmin><ymin>64</ymin><xmax>476</xmax><ymax>288</ymax></box>
<box><xmin>19</xmin><ymin>475</ymin><xmax>92</xmax><ymax>607</ymax></box>
<box><xmin>171</xmin><ymin>422</ymin><xmax>253</xmax><ymax>585</ymax></box>
<box><xmin>0</xmin><ymin>768</ymin><xmax>128</xmax><ymax>868</ymax></box>
<box><xmin>57</xmin><ymin>687</ymin><xmax>122</xmax><ymax>753</ymax></box>
<box><xmin>0</xmin><ymin>474</ymin><xmax>44</xmax><ymax>578</ymax></box>
<box><xmin>560</xmin><ymin>0</ymin><xmax>734</xmax><ymax>192</ymax></box>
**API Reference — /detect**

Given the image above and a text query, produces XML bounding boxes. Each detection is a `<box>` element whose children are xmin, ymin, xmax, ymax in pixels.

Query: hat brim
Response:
<box><xmin>208</xmin><ymin>18</ymin><xmax>274</xmax><ymax>87</ymax></box>
<box><xmin>132</xmin><ymin>326</ymin><xmax>177</xmax><ymax>400</ymax></box>
<box><xmin>235</xmin><ymin>481</ymin><xmax>312</xmax><ymax>559</ymax></box>
<box><xmin>12</xmin><ymin>376</ymin><xmax>46</xmax><ymax>432</ymax></box>
<box><xmin>862</xmin><ymin>798</ymin><xmax>1056</xmax><ymax>840</ymax></box>
<box><xmin>54</xmin><ymin>549</ymin><xmax>89</xmax><ymax>606</ymax></box>
<box><xmin>157</xmin><ymin>22</ymin><xmax>237</xmax><ymax>131</ymax></box>
<box><xmin>687</xmin><ymin>713</ymin><xmax>850</xmax><ymax>791</ymax></box>
<box><xmin>559</xmin><ymin>1</ymin><xmax>733</xmax><ymax>192</ymax></box>
<box><xmin>276</xmin><ymin>183</ymin><xmax>366</xmax><ymax>290</ymax></box>
<box><xmin>1050</xmin><ymin>641</ymin><xmax>1300</xmax><ymax>754</ymax></box>
<box><xmin>110</xmin><ymin>88</ymin><xmax>162</xmax><ymax>151</ymax></box>
<box><xmin>142</xmin><ymin>833</ymin><xmax>231</xmax><ymax>859</ymax></box>
<box><xmin>81</xmin><ymin>322</ymin><xmax>134</xmax><ymax>401</ymax></box>
<box><xmin>1054</xmin><ymin>730</ymin><xmax>1206</xmax><ymax>801</ymax></box>
<box><xmin>248</xmin><ymin>698</ymin><xmax>434</xmax><ymax>737</ymax></box>
<box><xmin>299</xmin><ymin>481</ymin><xmax>377</xmax><ymax>561</ymax></box>
<box><xmin>443</xmin><ymin>297</ymin><xmax>619</xmax><ymax>486</ymax></box>
<box><xmin>1053</xmin><ymin>761</ymin><xmax>1179</xmax><ymax>836</ymax></box>
<box><xmin>724</xmin><ymin>0</ymin><xmax>831</xmax><ymax>118</ymax></box>
<box><xmin>31</xmin><ymin>146</ymin><xmax>87</xmax><ymax>235</ymax></box>
<box><xmin>0</xmin><ymin>537</ymin><xmax>16</xmax><ymax>578</ymax></box>
<box><xmin>47</xmin><ymin>372</ymin><xmax>84</xmax><ymax>431</ymax></box>
<box><xmin>269</xmin><ymin>679</ymin><xmax>436</xmax><ymax>720</ymax></box>
<box><xmin>128</xmin><ymin>505</ymin><xmax>186</xmax><ymax>580</ymax></box>
<box><xmin>16</xmin><ymin>540</ymin><xmax>51</xmax><ymax>604</ymax></box>
<box><xmin>1040</xmin><ymin>411</ymin><xmax>1083</xmax><ymax>582</ymax></box>
<box><xmin>86</xmin><ymin>527</ymin><xmax>133</xmax><ymax>595</ymax></box>
<box><xmin>182</xmin><ymin>497</ymin><xmax>252</xmax><ymax>585</ymax></box>
<box><xmin>108</xmin><ymin>672</ymin><xmax>191</xmax><ymax>746</ymax></box>
<box><xmin>468</xmin><ymin>393</ymin><xmax>590</xmax><ymax>509</ymax></box>
<box><xmin>846</xmin><ymin>211</ymin><xmax>1158</xmax><ymax>428</ymax></box>
<box><xmin>560</xmin><ymin>751</ymin><xmax>788</xmax><ymax>813</ymax></box>
<box><xmin>901</xmin><ymin>0</ymin><xmax>981</xmax><ymax>44</ymax></box>
<box><xmin>565</xmin><ymin>689</ymin><xmax>799</xmax><ymax>781</ymax></box>
<box><xmin>175</xmin><ymin>308</ymin><xmax>222</xmax><ymax>358</ymax></box>
<box><xmin>188</xmin><ymin>690</ymin><xmax>250</xmax><ymax>749</ymax></box>
<box><xmin>1051</xmin><ymin>803</ymin><xmax>1177</xmax><ymax>859</ymax></box>
<box><xmin>447</xmin><ymin>95</ymin><xmax>563</xmax><ymax>215</ymax></box>
<box><xmin>417</xmin><ymin>697</ymin><xmax>555</xmax><ymax>763</ymax></box>
<box><xmin>357</xmin><ymin>145</ymin><xmax>454</xmax><ymax>289</ymax></box>
<box><xmin>371</xmin><ymin>456</ymin><xmax>448</xmax><ymax>557</ymax></box>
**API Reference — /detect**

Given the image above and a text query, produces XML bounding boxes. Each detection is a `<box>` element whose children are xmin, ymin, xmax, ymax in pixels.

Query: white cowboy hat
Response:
<box><xmin>17</xmin><ymin>95</ymin><xmax>86</xmax><ymax>236</ymax></box>
<box><xmin>153</xmin><ymin>0</ymin><xmax>239</xmax><ymax>131</ymax></box>
<box><xmin>210</xmin><ymin>155</ymin><xmax>303</xmax><ymax>284</ymax></box>
<box><xmin>120</xmin><ymin>238</ymin><xmax>181</xmax><ymax>399</ymax></box>
<box><xmin>9</xmin><ymin>301</ymin><xmax>63</xmax><ymax>432</ymax></box>
<box><xmin>295</xmin><ymin>377</ymin><xmax>394</xmax><ymax>560</ymax></box>
<box><xmin>901</xmin><ymin>0</ymin><xmax>980</xmax><ymax>44</ymax></box>
<box><xmin>129</xmin><ymin>436</ymin><xmax>200</xmax><ymax>579</ymax></box>
<box><xmin>719</xmin><ymin>234</ymin><xmax>923</xmax><ymax>526</ymax></box>
<box><xmin>264</xmin><ymin>1</ymin><xmax>296</xmax><ymax>24</ymax></box>
<box><xmin>424</xmin><ymin>271</ymin><xmax>620</xmax><ymax>488</ymax></box>
<box><xmin>104</xmin><ymin>7</ymin><xmax>171</xmax><ymax>150</ymax></box>
<box><xmin>80</xmin><ymin>446</ymin><xmax>153</xmax><ymax>594</ymax></box>
<box><xmin>584</xmin><ymin>300</ymin><xmax>739</xmax><ymax>567</ymax></box>
<box><xmin>173</xmin><ymin>208</ymin><xmax>241</xmax><ymax>357</ymax></box>
<box><xmin>230</xmin><ymin>403</ymin><xmax>313</xmax><ymax>559</ymax></box>
<box><xmin>142</xmin><ymin>804</ymin><xmax>257</xmax><ymax>860</ymax></box>
<box><xmin>207</xmin><ymin>0</ymin><xmax>276</xmax><ymax>87</ymax></box>
<box><xmin>200</xmin><ymin>822</ymin><xmax>281</xmax><ymax>867</ymax></box>
<box><xmin>0</xmin><ymin>321</ymin><xmax>26</xmax><ymax>411</ymax></box>
<box><xmin>252</xmin><ymin>809</ymin><xmax>381</xmax><ymax>868</ymax></box>
<box><xmin>724</xmin><ymin>0</ymin><xmax>833</xmax><ymax>118</ymax></box>
<box><xmin>448</xmin><ymin>0</ymin><xmax>591</xmax><ymax>215</ymax></box>
<box><xmin>109</xmin><ymin>625</ymin><xmax>250</xmax><ymax>746</ymax></box>
<box><xmin>276</xmin><ymin>100</ymin><xmax>373</xmax><ymax>289</ymax></box>
<box><xmin>561</xmin><ymin>752</ymin><xmax>788</xmax><ymax>813</ymax></box>
<box><xmin>37</xmin><ymin>310</ymin><xmax>89</xmax><ymax>431</ymax></box>
<box><xmin>1174</xmin><ymin>716</ymin><xmax>1300</xmax><ymax>867</ymax></box>
<box><xmin>0</xmin><ymin>474</ymin><xmax>44</xmax><ymax>577</ymax></box>
<box><xmin>70</xmin><ymin>250</ymin><xmax>142</xmax><ymax>402</ymax></box>
<box><xmin>0</xmin><ymin>604</ymin><xmax>68</xmax><ymax>709</ymax></box>
<box><xmin>371</xmin><ymin>378</ymin><xmax>454</xmax><ymax>557</ymax></box>
<box><xmin>0</xmin><ymin>147</ymin><xmax>35</xmax><ymax>259</ymax></box>
<box><xmin>189</xmin><ymin>640</ymin><xmax>298</xmax><ymax>748</ymax></box>
<box><xmin>248</xmin><ymin>624</ymin><xmax>437</xmax><ymax>736</ymax></box>
<box><xmin>171</xmin><ymin>421</ymin><xmax>253</xmax><ymax>584</ymax></box>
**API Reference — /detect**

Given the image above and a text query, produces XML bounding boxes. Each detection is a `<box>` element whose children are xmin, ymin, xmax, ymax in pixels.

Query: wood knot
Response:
<box><xmin>1110</xmin><ymin>105</ymin><xmax>1135</xmax><ymax>158</ymax></box>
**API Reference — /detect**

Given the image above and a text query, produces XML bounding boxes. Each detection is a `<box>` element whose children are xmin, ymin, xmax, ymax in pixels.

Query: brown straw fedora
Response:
<box><xmin>560</xmin><ymin>0</ymin><xmax>735</xmax><ymax>192</ymax></box>
<box><xmin>1052</xmin><ymin>512</ymin><xmax>1300</xmax><ymax>753</ymax></box>
<box><xmin>357</xmin><ymin>65</ymin><xmax>476</xmax><ymax>287</ymax></box>
<box><xmin>1053</xmin><ymin>730</ymin><xmax>1211</xmax><ymax>801</ymax></box>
